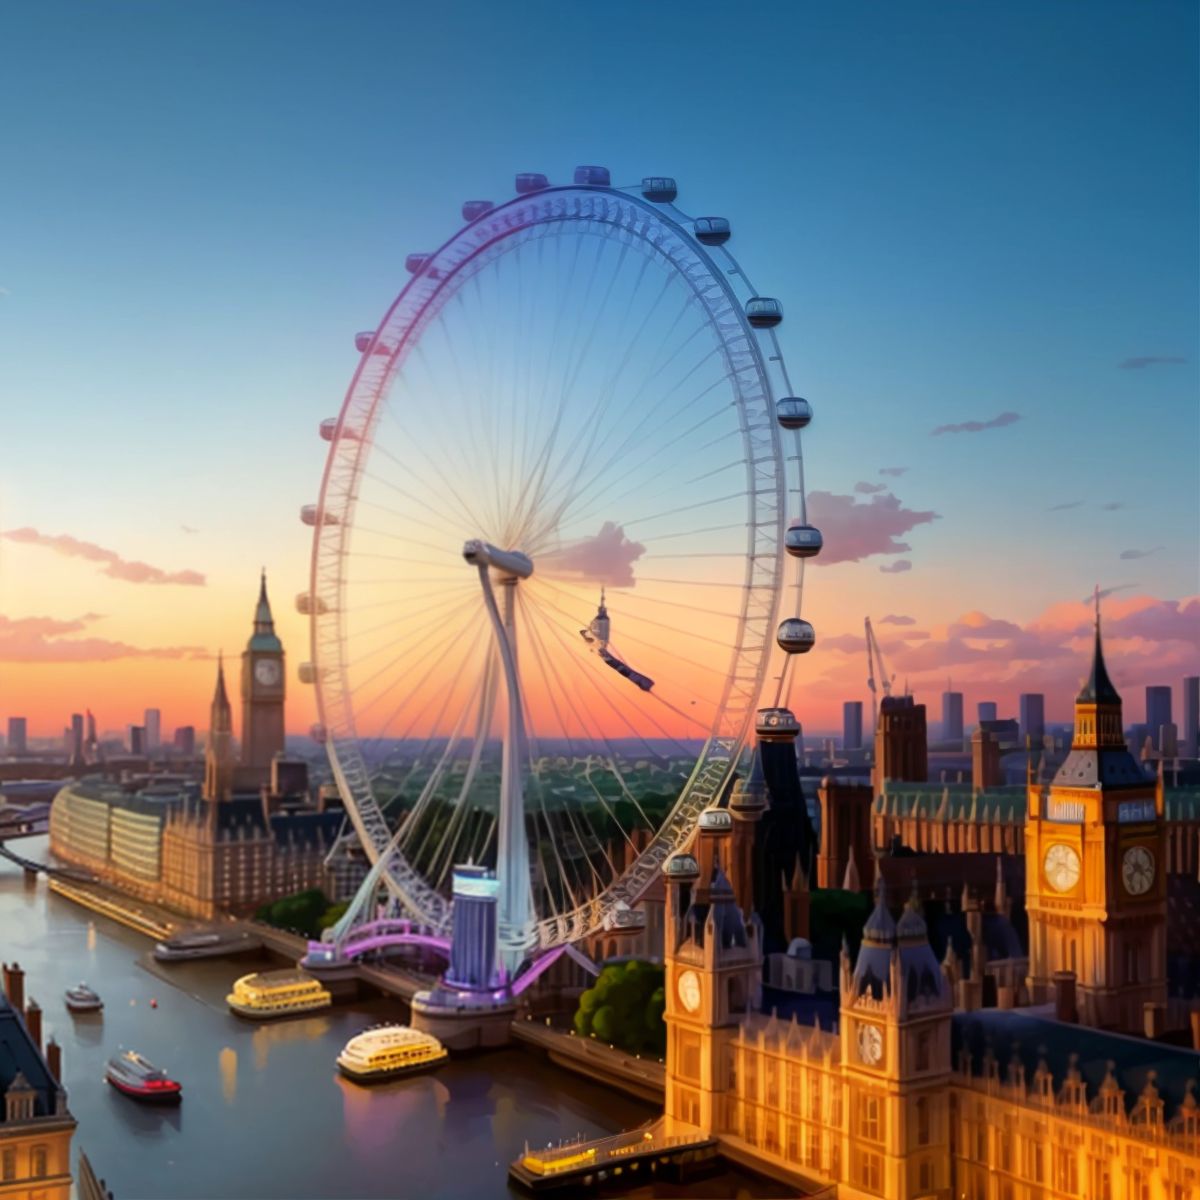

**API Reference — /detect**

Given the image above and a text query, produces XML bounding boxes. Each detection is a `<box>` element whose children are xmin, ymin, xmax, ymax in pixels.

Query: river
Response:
<box><xmin>1</xmin><ymin>844</ymin><xmax>786</xmax><ymax>1199</ymax></box>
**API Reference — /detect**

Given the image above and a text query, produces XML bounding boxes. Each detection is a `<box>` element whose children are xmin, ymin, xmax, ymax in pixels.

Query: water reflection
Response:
<box><xmin>68</xmin><ymin>1011</ymin><xmax>105</xmax><ymax>1047</ymax></box>
<box><xmin>250</xmin><ymin>1014</ymin><xmax>332</xmax><ymax>1071</ymax></box>
<box><xmin>219</xmin><ymin>1046</ymin><xmax>237</xmax><ymax>1105</ymax></box>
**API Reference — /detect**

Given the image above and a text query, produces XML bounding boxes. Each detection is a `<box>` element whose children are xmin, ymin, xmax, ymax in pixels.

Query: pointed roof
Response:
<box><xmin>862</xmin><ymin>876</ymin><xmax>897</xmax><ymax>945</ymax></box>
<box><xmin>209</xmin><ymin>653</ymin><xmax>233</xmax><ymax>734</ymax></box>
<box><xmin>248</xmin><ymin>570</ymin><xmax>283</xmax><ymax>652</ymax></box>
<box><xmin>1076</xmin><ymin>598</ymin><xmax>1120</xmax><ymax>706</ymax></box>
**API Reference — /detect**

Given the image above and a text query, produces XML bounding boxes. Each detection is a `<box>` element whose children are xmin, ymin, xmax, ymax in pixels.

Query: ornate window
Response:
<box><xmin>916</xmin><ymin>1096</ymin><xmax>931</xmax><ymax>1146</ymax></box>
<box><xmin>31</xmin><ymin>1146</ymin><xmax>46</xmax><ymax>1178</ymax></box>
<box><xmin>2</xmin><ymin>1150</ymin><xmax>15</xmax><ymax>1181</ymax></box>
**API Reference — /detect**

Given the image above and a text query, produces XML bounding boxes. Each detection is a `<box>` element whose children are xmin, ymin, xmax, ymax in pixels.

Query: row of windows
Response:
<box><xmin>1</xmin><ymin>1144</ymin><xmax>49</xmax><ymax>1180</ymax></box>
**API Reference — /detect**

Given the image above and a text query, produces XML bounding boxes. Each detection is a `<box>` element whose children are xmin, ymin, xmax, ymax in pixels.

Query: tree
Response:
<box><xmin>571</xmin><ymin>959</ymin><xmax>665</xmax><ymax>1054</ymax></box>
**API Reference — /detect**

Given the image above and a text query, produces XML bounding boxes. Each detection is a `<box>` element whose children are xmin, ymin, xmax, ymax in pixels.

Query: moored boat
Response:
<box><xmin>105</xmin><ymin>1051</ymin><xmax>181</xmax><ymax>1103</ymax></box>
<box><xmin>336</xmin><ymin>1024</ymin><xmax>448</xmax><ymax>1083</ymax></box>
<box><xmin>154</xmin><ymin>927</ymin><xmax>259</xmax><ymax>962</ymax></box>
<box><xmin>226</xmin><ymin>969</ymin><xmax>332</xmax><ymax>1019</ymax></box>
<box><xmin>64</xmin><ymin>982</ymin><xmax>103</xmax><ymax>1013</ymax></box>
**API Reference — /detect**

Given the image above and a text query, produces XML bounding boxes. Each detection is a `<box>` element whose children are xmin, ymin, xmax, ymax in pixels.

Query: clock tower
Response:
<box><xmin>839</xmin><ymin>879</ymin><xmax>953</xmax><ymax>1200</ymax></box>
<box><xmin>1025</xmin><ymin>603</ymin><xmax>1167</xmax><ymax>1033</ymax></box>
<box><xmin>240</xmin><ymin>571</ymin><xmax>286</xmax><ymax>774</ymax></box>
<box><xmin>661</xmin><ymin>850</ymin><xmax>761</xmax><ymax>1134</ymax></box>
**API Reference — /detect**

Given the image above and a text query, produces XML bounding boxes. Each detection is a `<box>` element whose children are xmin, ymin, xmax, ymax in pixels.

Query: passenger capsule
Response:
<box><xmin>309</xmin><ymin>724</ymin><xmax>328</xmax><ymax>745</ymax></box>
<box><xmin>776</xmin><ymin>396</ymin><xmax>813</xmax><ymax>430</ymax></box>
<box><xmin>573</xmin><ymin>165</ymin><xmax>610</xmax><ymax>187</ymax></box>
<box><xmin>405</xmin><ymin>253</ymin><xmax>432</xmax><ymax>274</ymax></box>
<box><xmin>319</xmin><ymin>418</ymin><xmax>336</xmax><ymax>442</ymax></box>
<box><xmin>462</xmin><ymin>200</ymin><xmax>494</xmax><ymax>222</ymax></box>
<box><xmin>354</xmin><ymin>332</ymin><xmax>391</xmax><ymax>356</ymax></box>
<box><xmin>746</xmin><ymin>297</ymin><xmax>783</xmax><ymax>329</ymax></box>
<box><xmin>298</xmin><ymin>662</ymin><xmax>323</xmax><ymax>685</ymax></box>
<box><xmin>694</xmin><ymin>217</ymin><xmax>731</xmax><ymax>245</ymax></box>
<box><xmin>295</xmin><ymin>592</ymin><xmax>330</xmax><ymax>617</ymax></box>
<box><xmin>777</xmin><ymin>618</ymin><xmax>816</xmax><ymax>655</ymax></box>
<box><xmin>784</xmin><ymin>523</ymin><xmax>823</xmax><ymax>559</ymax></box>
<box><xmin>515</xmin><ymin>172</ymin><xmax>550</xmax><ymax>194</ymax></box>
<box><xmin>641</xmin><ymin>177</ymin><xmax>677</xmax><ymax>203</ymax></box>
<box><xmin>300</xmin><ymin>504</ymin><xmax>339</xmax><ymax>527</ymax></box>
<box><xmin>662</xmin><ymin>852</ymin><xmax>700</xmax><ymax>880</ymax></box>
<box><xmin>697</xmin><ymin>806</ymin><xmax>733</xmax><ymax>833</ymax></box>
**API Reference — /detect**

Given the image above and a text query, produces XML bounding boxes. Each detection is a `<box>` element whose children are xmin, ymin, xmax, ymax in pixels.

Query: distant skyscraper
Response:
<box><xmin>69</xmin><ymin>713</ymin><xmax>84</xmax><ymax>766</ymax></box>
<box><xmin>977</xmin><ymin>701</ymin><xmax>997</xmax><ymax>724</ymax></box>
<box><xmin>1145</xmin><ymin>686</ymin><xmax>1172</xmax><ymax>747</ymax></box>
<box><xmin>1019</xmin><ymin>693</ymin><xmax>1046</xmax><ymax>746</ymax></box>
<box><xmin>940</xmin><ymin>689</ymin><xmax>964</xmax><ymax>743</ymax></box>
<box><xmin>144</xmin><ymin>708</ymin><xmax>162</xmax><ymax>752</ymax></box>
<box><xmin>842</xmin><ymin>701</ymin><xmax>863</xmax><ymax>752</ymax></box>
<box><xmin>1183</xmin><ymin>676</ymin><xmax>1200</xmax><ymax>758</ymax></box>
<box><xmin>446</xmin><ymin>865</ymin><xmax>499</xmax><ymax>990</ymax></box>
<box><xmin>85</xmin><ymin>709</ymin><xmax>97</xmax><ymax>745</ymax></box>
<box><xmin>173</xmin><ymin>726</ymin><xmax>197</xmax><ymax>757</ymax></box>
<box><xmin>6</xmin><ymin>718</ymin><xmax>27</xmax><ymax>756</ymax></box>
<box><xmin>129</xmin><ymin>725</ymin><xmax>146</xmax><ymax>756</ymax></box>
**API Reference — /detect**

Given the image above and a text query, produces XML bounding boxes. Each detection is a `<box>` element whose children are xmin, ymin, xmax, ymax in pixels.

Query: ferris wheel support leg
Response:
<box><xmin>475</xmin><ymin>565</ymin><xmax>535</xmax><ymax>976</ymax></box>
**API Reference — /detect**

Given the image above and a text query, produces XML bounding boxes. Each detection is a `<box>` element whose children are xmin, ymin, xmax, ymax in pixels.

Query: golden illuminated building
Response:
<box><xmin>1025</xmin><ymin>613</ymin><xmax>1168</xmax><ymax>1034</ymax></box>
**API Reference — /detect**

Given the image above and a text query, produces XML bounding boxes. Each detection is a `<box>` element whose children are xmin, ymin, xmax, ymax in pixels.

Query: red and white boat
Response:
<box><xmin>105</xmin><ymin>1051</ymin><xmax>182</xmax><ymax>1103</ymax></box>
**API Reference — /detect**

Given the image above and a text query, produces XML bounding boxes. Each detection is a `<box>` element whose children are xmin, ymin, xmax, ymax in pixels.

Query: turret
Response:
<box><xmin>204</xmin><ymin>654</ymin><xmax>234</xmax><ymax>803</ymax></box>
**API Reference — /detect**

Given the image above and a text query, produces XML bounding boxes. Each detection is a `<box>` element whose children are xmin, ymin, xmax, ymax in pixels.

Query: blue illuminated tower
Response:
<box><xmin>445</xmin><ymin>865</ymin><xmax>500</xmax><ymax>991</ymax></box>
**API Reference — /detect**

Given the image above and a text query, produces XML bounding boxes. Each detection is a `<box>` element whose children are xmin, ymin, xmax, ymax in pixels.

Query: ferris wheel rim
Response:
<box><xmin>309</xmin><ymin>180</ymin><xmax>792</xmax><ymax>948</ymax></box>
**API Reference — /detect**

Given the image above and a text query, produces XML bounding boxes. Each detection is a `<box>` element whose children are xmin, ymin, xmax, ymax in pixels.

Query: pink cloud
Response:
<box><xmin>2</xmin><ymin>527</ymin><xmax>206</xmax><ymax>586</ymax></box>
<box><xmin>879</xmin><ymin>614</ymin><xmax>916</xmax><ymax>626</ymax></box>
<box><xmin>805</xmin><ymin>491</ymin><xmax>939</xmax><ymax>566</ymax></box>
<box><xmin>0</xmin><ymin>614</ymin><xmax>207</xmax><ymax>663</ymax></box>
<box><xmin>931</xmin><ymin>411</ymin><xmax>1021</xmax><ymax>436</ymax></box>
<box><xmin>854</xmin><ymin>482</ymin><xmax>888</xmax><ymax>495</ymax></box>
<box><xmin>541</xmin><ymin>521</ymin><xmax>646</xmax><ymax>587</ymax></box>
<box><xmin>879</xmin><ymin>559</ymin><xmax>912</xmax><ymax>574</ymax></box>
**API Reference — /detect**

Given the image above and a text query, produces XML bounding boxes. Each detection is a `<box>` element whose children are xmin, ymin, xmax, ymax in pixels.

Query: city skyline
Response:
<box><xmin>1</xmin><ymin>2</ymin><xmax>1196</xmax><ymax>736</ymax></box>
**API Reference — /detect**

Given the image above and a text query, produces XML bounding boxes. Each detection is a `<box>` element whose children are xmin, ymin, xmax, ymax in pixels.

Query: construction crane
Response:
<box><xmin>864</xmin><ymin>617</ymin><xmax>895</xmax><ymax>716</ymax></box>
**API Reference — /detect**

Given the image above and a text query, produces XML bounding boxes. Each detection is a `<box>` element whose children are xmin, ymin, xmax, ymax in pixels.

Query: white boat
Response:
<box><xmin>336</xmin><ymin>1025</ymin><xmax>448</xmax><ymax>1083</ymax></box>
<box><xmin>227</xmin><ymin>969</ymin><xmax>331</xmax><ymax>1019</ymax></box>
<box><xmin>154</xmin><ymin>927</ymin><xmax>259</xmax><ymax>962</ymax></box>
<box><xmin>64</xmin><ymin>982</ymin><xmax>103</xmax><ymax>1013</ymax></box>
<box><xmin>105</xmin><ymin>1051</ymin><xmax>181</xmax><ymax>1103</ymax></box>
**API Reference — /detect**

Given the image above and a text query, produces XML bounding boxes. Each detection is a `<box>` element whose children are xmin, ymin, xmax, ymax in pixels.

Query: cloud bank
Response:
<box><xmin>3</xmin><ymin>528</ymin><xmax>206</xmax><ymax>586</ymax></box>
<box><xmin>1117</xmin><ymin>356</ymin><xmax>1186</xmax><ymax>370</ymax></box>
<box><xmin>805</xmin><ymin>491</ymin><xmax>939</xmax><ymax>566</ymax></box>
<box><xmin>931</xmin><ymin>411</ymin><xmax>1021</xmax><ymax>436</ymax></box>
<box><xmin>0</xmin><ymin>613</ymin><xmax>207</xmax><ymax>663</ymax></box>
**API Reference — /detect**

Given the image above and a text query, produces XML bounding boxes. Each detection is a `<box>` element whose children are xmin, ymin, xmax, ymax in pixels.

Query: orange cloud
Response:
<box><xmin>0</xmin><ymin>613</ymin><xmax>207</xmax><ymax>663</ymax></box>
<box><xmin>2</xmin><ymin>527</ymin><xmax>206</xmax><ymax>586</ymax></box>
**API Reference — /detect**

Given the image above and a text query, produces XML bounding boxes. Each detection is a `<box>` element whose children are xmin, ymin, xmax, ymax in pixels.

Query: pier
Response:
<box><xmin>508</xmin><ymin>1118</ymin><xmax>718</xmax><ymax>1193</ymax></box>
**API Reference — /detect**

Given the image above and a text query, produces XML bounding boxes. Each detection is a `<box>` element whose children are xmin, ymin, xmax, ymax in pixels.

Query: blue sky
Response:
<box><xmin>0</xmin><ymin>0</ymin><xmax>1196</xmax><ymax>732</ymax></box>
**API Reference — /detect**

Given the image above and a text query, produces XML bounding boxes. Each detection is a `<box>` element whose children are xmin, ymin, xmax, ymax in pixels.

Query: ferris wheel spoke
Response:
<box><xmin>348</xmin><ymin>592</ymin><xmax>479</xmax><ymax>692</ymax></box>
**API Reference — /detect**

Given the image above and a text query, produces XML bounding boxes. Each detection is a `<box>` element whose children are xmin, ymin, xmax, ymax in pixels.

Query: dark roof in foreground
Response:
<box><xmin>954</xmin><ymin>1008</ymin><xmax>1200</xmax><ymax>1122</ymax></box>
<box><xmin>0</xmin><ymin>995</ymin><xmax>69</xmax><ymax>1123</ymax></box>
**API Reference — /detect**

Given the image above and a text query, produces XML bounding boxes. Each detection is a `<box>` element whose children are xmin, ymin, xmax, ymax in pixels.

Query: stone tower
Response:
<box><xmin>839</xmin><ymin>878</ymin><xmax>953</xmax><ymax>1198</ymax></box>
<box><xmin>872</xmin><ymin>695</ymin><xmax>928</xmax><ymax>796</ymax></box>
<box><xmin>1025</xmin><ymin>604</ymin><xmax>1167</xmax><ymax>1034</ymax></box>
<box><xmin>240</xmin><ymin>571</ymin><xmax>286</xmax><ymax>774</ymax></box>
<box><xmin>204</xmin><ymin>655</ymin><xmax>234</xmax><ymax>803</ymax></box>
<box><xmin>662</xmin><ymin>852</ymin><xmax>761</xmax><ymax>1133</ymax></box>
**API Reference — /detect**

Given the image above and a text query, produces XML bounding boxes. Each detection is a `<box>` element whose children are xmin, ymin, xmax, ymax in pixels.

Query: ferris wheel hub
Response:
<box><xmin>461</xmin><ymin>539</ymin><xmax>534</xmax><ymax>579</ymax></box>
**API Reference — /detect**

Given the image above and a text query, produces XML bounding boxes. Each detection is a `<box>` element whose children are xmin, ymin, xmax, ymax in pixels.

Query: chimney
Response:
<box><xmin>3</xmin><ymin>962</ymin><xmax>25</xmax><ymax>1013</ymax></box>
<box><xmin>24</xmin><ymin>1000</ymin><xmax>41</xmax><ymax>1052</ymax></box>
<box><xmin>1053</xmin><ymin>970</ymin><xmax>1077</xmax><ymax>1024</ymax></box>
<box><xmin>45</xmin><ymin>1038</ymin><xmax>61</xmax><ymax>1082</ymax></box>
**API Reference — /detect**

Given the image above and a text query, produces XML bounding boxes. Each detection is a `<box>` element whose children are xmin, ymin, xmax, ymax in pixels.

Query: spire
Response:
<box><xmin>211</xmin><ymin>653</ymin><xmax>232</xmax><ymax>730</ymax></box>
<box><xmin>255</xmin><ymin>569</ymin><xmax>274</xmax><ymax>634</ymax></box>
<box><xmin>1076</xmin><ymin>590</ymin><xmax>1120</xmax><ymax>706</ymax></box>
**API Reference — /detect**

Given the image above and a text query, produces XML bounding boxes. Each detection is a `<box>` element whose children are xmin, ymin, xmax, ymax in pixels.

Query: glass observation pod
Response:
<box><xmin>298</xmin><ymin>662</ymin><xmax>325</xmax><ymax>685</ymax></box>
<box><xmin>641</xmin><ymin>176</ymin><xmax>678</xmax><ymax>203</ymax></box>
<box><xmin>354</xmin><ymin>332</ymin><xmax>390</xmax><ymax>355</ymax></box>
<box><xmin>461</xmin><ymin>200</ymin><xmax>494</xmax><ymax>222</ymax></box>
<box><xmin>746</xmin><ymin>297</ymin><xmax>783</xmax><ymax>328</ymax></box>
<box><xmin>606</xmin><ymin>906</ymin><xmax>646</xmax><ymax>932</ymax></box>
<box><xmin>777</xmin><ymin>617</ymin><xmax>816</xmax><ymax>654</ymax></box>
<box><xmin>777</xmin><ymin>396</ymin><xmax>813</xmax><ymax>430</ymax></box>
<box><xmin>694</xmin><ymin>217</ymin><xmax>731</xmax><ymax>245</ymax></box>
<box><xmin>300</xmin><ymin>504</ymin><xmax>339</xmax><ymax>527</ymax></box>
<box><xmin>573</xmin><ymin>165</ymin><xmax>611</xmax><ymax>186</ymax></box>
<box><xmin>697</xmin><ymin>806</ymin><xmax>733</xmax><ymax>833</ymax></box>
<box><xmin>515</xmin><ymin>172</ymin><xmax>550</xmax><ymax>194</ymax></box>
<box><xmin>784</xmin><ymin>523</ymin><xmax>823</xmax><ymax>559</ymax></box>
<box><xmin>319</xmin><ymin>417</ymin><xmax>361</xmax><ymax>442</ymax></box>
<box><xmin>405</xmin><ymin>253</ymin><xmax>431</xmax><ymax>274</ymax></box>
<box><xmin>295</xmin><ymin>592</ymin><xmax>330</xmax><ymax>616</ymax></box>
<box><xmin>662</xmin><ymin>852</ymin><xmax>700</xmax><ymax>880</ymax></box>
<box><xmin>309</xmin><ymin>723</ymin><xmax>327</xmax><ymax>744</ymax></box>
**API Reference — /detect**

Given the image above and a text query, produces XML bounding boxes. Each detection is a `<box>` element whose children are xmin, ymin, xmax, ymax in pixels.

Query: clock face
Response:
<box><xmin>857</xmin><ymin>1023</ymin><xmax>883</xmax><ymax>1066</ymax></box>
<box><xmin>1044</xmin><ymin>843</ymin><xmax>1081</xmax><ymax>893</ymax></box>
<box><xmin>1122</xmin><ymin>845</ymin><xmax>1155</xmax><ymax>896</ymax></box>
<box><xmin>254</xmin><ymin>659</ymin><xmax>281</xmax><ymax>688</ymax></box>
<box><xmin>676</xmin><ymin>969</ymin><xmax>701</xmax><ymax>1014</ymax></box>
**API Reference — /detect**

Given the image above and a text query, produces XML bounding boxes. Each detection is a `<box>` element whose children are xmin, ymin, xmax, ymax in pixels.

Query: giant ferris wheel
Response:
<box><xmin>301</xmin><ymin>167</ymin><xmax>822</xmax><ymax>973</ymax></box>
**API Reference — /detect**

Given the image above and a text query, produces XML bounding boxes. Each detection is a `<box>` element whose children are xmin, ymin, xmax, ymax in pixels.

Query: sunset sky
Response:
<box><xmin>1</xmin><ymin>1</ymin><xmax>1196</xmax><ymax>741</ymax></box>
